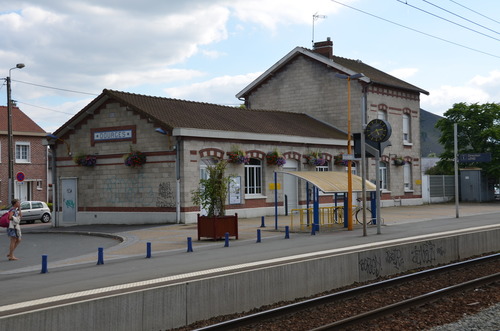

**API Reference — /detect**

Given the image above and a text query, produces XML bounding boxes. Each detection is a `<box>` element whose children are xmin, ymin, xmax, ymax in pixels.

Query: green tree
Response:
<box><xmin>433</xmin><ymin>102</ymin><xmax>500</xmax><ymax>178</ymax></box>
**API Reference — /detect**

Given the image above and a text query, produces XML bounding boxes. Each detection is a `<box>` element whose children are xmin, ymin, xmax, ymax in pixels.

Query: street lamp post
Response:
<box><xmin>335</xmin><ymin>72</ymin><xmax>364</xmax><ymax>231</ymax></box>
<box><xmin>6</xmin><ymin>63</ymin><xmax>25</xmax><ymax>203</ymax></box>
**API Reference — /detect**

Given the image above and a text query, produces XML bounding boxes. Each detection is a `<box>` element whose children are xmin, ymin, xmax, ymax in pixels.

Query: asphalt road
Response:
<box><xmin>0</xmin><ymin>212</ymin><xmax>499</xmax><ymax>307</ymax></box>
<box><xmin>0</xmin><ymin>222</ymin><xmax>120</xmax><ymax>271</ymax></box>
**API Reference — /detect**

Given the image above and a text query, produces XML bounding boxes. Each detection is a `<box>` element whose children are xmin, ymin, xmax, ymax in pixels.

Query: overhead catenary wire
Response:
<box><xmin>330</xmin><ymin>0</ymin><xmax>500</xmax><ymax>59</ymax></box>
<box><xmin>13</xmin><ymin>79</ymin><xmax>98</xmax><ymax>96</ymax></box>
<box><xmin>397</xmin><ymin>0</ymin><xmax>500</xmax><ymax>42</ymax></box>
<box><xmin>448</xmin><ymin>0</ymin><xmax>500</xmax><ymax>26</ymax></box>
<box><xmin>421</xmin><ymin>0</ymin><xmax>499</xmax><ymax>35</ymax></box>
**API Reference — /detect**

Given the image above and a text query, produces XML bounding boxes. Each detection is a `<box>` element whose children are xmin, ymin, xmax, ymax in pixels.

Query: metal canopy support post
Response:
<box><xmin>274</xmin><ymin>171</ymin><xmax>278</xmax><ymax>230</ymax></box>
<box><xmin>313</xmin><ymin>186</ymin><xmax>319</xmax><ymax>232</ymax></box>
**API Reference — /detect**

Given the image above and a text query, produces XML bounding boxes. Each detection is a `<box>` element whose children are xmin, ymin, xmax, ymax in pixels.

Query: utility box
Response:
<box><xmin>460</xmin><ymin>168</ymin><xmax>496</xmax><ymax>202</ymax></box>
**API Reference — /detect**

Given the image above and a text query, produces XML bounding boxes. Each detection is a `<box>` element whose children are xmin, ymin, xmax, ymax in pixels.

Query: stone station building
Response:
<box><xmin>49</xmin><ymin>89</ymin><xmax>350</xmax><ymax>225</ymax></box>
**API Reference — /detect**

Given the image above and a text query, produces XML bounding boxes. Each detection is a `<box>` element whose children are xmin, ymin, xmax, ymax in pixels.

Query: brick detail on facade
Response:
<box><xmin>283</xmin><ymin>151</ymin><xmax>301</xmax><ymax>161</ymax></box>
<box><xmin>246</xmin><ymin>150</ymin><xmax>265</xmax><ymax>160</ymax></box>
<box><xmin>199</xmin><ymin>148</ymin><xmax>224</xmax><ymax>159</ymax></box>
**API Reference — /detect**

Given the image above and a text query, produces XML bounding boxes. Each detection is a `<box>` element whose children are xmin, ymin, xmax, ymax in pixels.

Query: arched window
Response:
<box><xmin>245</xmin><ymin>158</ymin><xmax>262</xmax><ymax>195</ymax></box>
<box><xmin>403</xmin><ymin>113</ymin><xmax>411</xmax><ymax>143</ymax></box>
<box><xmin>315</xmin><ymin>161</ymin><xmax>329</xmax><ymax>172</ymax></box>
<box><xmin>403</xmin><ymin>162</ymin><xmax>412</xmax><ymax>191</ymax></box>
<box><xmin>379</xmin><ymin>161</ymin><xmax>388</xmax><ymax>190</ymax></box>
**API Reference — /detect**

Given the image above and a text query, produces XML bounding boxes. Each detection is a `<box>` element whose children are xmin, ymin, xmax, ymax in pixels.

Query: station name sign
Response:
<box><xmin>458</xmin><ymin>153</ymin><xmax>491</xmax><ymax>163</ymax></box>
<box><xmin>91</xmin><ymin>125</ymin><xmax>136</xmax><ymax>146</ymax></box>
<box><xmin>94</xmin><ymin>130</ymin><xmax>132</xmax><ymax>141</ymax></box>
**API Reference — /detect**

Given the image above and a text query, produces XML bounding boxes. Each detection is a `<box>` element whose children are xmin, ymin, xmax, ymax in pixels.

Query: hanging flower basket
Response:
<box><xmin>333</xmin><ymin>153</ymin><xmax>348</xmax><ymax>166</ymax></box>
<box><xmin>73</xmin><ymin>154</ymin><xmax>97</xmax><ymax>167</ymax></box>
<box><xmin>124</xmin><ymin>150</ymin><xmax>147</xmax><ymax>167</ymax></box>
<box><xmin>266</xmin><ymin>150</ymin><xmax>286</xmax><ymax>166</ymax></box>
<box><xmin>305</xmin><ymin>152</ymin><xmax>327</xmax><ymax>166</ymax></box>
<box><xmin>393</xmin><ymin>157</ymin><xmax>406</xmax><ymax>166</ymax></box>
<box><xmin>227</xmin><ymin>149</ymin><xmax>249</xmax><ymax>165</ymax></box>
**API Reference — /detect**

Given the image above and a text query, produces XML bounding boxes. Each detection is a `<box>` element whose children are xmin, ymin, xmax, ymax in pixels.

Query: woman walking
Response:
<box><xmin>6</xmin><ymin>199</ymin><xmax>22</xmax><ymax>261</ymax></box>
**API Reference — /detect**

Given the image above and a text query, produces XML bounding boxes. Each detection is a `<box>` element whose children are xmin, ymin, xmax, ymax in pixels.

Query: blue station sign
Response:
<box><xmin>458</xmin><ymin>153</ymin><xmax>492</xmax><ymax>163</ymax></box>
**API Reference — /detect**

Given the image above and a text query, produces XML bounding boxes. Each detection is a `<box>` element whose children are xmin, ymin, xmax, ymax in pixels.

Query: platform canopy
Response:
<box><xmin>279</xmin><ymin>171</ymin><xmax>376</xmax><ymax>194</ymax></box>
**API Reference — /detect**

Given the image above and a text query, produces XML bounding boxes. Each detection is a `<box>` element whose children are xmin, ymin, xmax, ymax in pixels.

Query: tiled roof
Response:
<box><xmin>329</xmin><ymin>54</ymin><xmax>429</xmax><ymax>95</ymax></box>
<box><xmin>236</xmin><ymin>47</ymin><xmax>428</xmax><ymax>98</ymax></box>
<box><xmin>0</xmin><ymin>106</ymin><xmax>46</xmax><ymax>134</ymax></box>
<box><xmin>55</xmin><ymin>89</ymin><xmax>347</xmax><ymax>141</ymax></box>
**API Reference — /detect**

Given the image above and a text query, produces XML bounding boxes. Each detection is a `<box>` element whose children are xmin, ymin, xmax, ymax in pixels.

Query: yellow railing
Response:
<box><xmin>290</xmin><ymin>206</ymin><xmax>346</xmax><ymax>231</ymax></box>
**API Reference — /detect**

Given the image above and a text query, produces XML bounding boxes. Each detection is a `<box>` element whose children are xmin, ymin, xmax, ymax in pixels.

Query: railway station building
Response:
<box><xmin>49</xmin><ymin>89</ymin><xmax>353</xmax><ymax>225</ymax></box>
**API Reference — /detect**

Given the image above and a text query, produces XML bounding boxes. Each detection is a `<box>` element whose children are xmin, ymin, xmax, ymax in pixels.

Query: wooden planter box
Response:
<box><xmin>197</xmin><ymin>213</ymin><xmax>239</xmax><ymax>240</ymax></box>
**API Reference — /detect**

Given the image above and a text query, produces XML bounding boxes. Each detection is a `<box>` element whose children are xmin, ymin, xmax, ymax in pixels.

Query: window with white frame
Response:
<box><xmin>245</xmin><ymin>158</ymin><xmax>262</xmax><ymax>195</ymax></box>
<box><xmin>403</xmin><ymin>162</ymin><xmax>412</xmax><ymax>191</ymax></box>
<box><xmin>15</xmin><ymin>142</ymin><xmax>30</xmax><ymax>163</ymax></box>
<box><xmin>377</xmin><ymin>109</ymin><xmax>387</xmax><ymax>121</ymax></box>
<box><xmin>379</xmin><ymin>161</ymin><xmax>388</xmax><ymax>190</ymax></box>
<box><xmin>403</xmin><ymin>114</ymin><xmax>411</xmax><ymax>143</ymax></box>
<box><xmin>315</xmin><ymin>162</ymin><xmax>329</xmax><ymax>172</ymax></box>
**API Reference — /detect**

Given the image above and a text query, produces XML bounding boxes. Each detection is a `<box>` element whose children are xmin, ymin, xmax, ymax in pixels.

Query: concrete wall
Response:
<box><xmin>1</xmin><ymin>226</ymin><xmax>498</xmax><ymax>330</ymax></box>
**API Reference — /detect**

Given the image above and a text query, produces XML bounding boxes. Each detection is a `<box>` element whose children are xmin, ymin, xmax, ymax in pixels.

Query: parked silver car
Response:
<box><xmin>0</xmin><ymin>201</ymin><xmax>51</xmax><ymax>224</ymax></box>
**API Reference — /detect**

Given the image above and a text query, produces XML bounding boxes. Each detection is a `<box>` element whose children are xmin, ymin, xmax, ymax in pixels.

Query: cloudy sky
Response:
<box><xmin>1</xmin><ymin>0</ymin><xmax>499</xmax><ymax>133</ymax></box>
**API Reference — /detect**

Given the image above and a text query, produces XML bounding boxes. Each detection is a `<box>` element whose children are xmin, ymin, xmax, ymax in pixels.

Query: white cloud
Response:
<box><xmin>421</xmin><ymin>70</ymin><xmax>500</xmax><ymax>115</ymax></box>
<box><xmin>164</xmin><ymin>72</ymin><xmax>262</xmax><ymax>105</ymax></box>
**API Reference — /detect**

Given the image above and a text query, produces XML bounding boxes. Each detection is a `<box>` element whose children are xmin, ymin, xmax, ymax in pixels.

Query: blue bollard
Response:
<box><xmin>224</xmin><ymin>232</ymin><xmax>230</xmax><ymax>247</ymax></box>
<box><xmin>97</xmin><ymin>247</ymin><xmax>104</xmax><ymax>265</ymax></box>
<box><xmin>187</xmin><ymin>237</ymin><xmax>193</xmax><ymax>252</ymax></box>
<box><xmin>260</xmin><ymin>216</ymin><xmax>266</xmax><ymax>228</ymax></box>
<box><xmin>256</xmin><ymin>229</ymin><xmax>261</xmax><ymax>243</ymax></box>
<box><xmin>41</xmin><ymin>255</ymin><xmax>48</xmax><ymax>274</ymax></box>
<box><xmin>311</xmin><ymin>225</ymin><xmax>316</xmax><ymax>236</ymax></box>
<box><xmin>285</xmin><ymin>226</ymin><xmax>290</xmax><ymax>239</ymax></box>
<box><xmin>146</xmin><ymin>242</ymin><xmax>152</xmax><ymax>258</ymax></box>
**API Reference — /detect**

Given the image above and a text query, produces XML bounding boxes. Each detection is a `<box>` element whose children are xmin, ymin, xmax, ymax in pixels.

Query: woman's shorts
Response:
<box><xmin>7</xmin><ymin>228</ymin><xmax>19</xmax><ymax>238</ymax></box>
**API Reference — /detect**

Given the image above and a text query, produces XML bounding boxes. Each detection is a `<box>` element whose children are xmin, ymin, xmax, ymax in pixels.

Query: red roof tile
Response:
<box><xmin>0</xmin><ymin>106</ymin><xmax>46</xmax><ymax>134</ymax></box>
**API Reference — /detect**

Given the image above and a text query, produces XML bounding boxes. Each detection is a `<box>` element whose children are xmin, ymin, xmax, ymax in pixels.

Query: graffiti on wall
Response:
<box><xmin>156</xmin><ymin>182</ymin><xmax>175</xmax><ymax>207</ymax></box>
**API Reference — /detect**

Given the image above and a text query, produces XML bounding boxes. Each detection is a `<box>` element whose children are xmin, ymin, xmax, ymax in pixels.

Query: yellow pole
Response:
<box><xmin>347</xmin><ymin>77</ymin><xmax>353</xmax><ymax>230</ymax></box>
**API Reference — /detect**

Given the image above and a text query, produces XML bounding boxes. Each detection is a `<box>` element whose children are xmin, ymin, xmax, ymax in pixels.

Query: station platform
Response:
<box><xmin>0</xmin><ymin>202</ymin><xmax>499</xmax><ymax>330</ymax></box>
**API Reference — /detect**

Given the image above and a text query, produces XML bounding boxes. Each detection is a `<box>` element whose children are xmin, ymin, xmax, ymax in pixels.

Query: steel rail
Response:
<box><xmin>194</xmin><ymin>253</ymin><xmax>499</xmax><ymax>331</ymax></box>
<box><xmin>311</xmin><ymin>272</ymin><xmax>500</xmax><ymax>330</ymax></box>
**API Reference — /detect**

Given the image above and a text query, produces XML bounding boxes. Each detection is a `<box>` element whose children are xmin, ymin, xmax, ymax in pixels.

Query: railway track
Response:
<box><xmin>190</xmin><ymin>253</ymin><xmax>500</xmax><ymax>330</ymax></box>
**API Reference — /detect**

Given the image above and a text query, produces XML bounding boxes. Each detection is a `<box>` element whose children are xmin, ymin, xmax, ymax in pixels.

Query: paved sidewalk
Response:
<box><xmin>34</xmin><ymin>201</ymin><xmax>499</xmax><ymax>268</ymax></box>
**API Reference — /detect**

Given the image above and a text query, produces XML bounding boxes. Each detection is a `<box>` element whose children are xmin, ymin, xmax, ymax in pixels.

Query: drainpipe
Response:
<box><xmin>175</xmin><ymin>138</ymin><xmax>181</xmax><ymax>223</ymax></box>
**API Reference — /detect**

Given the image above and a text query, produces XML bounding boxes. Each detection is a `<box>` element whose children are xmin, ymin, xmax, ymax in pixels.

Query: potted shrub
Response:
<box><xmin>191</xmin><ymin>160</ymin><xmax>238</xmax><ymax>240</ymax></box>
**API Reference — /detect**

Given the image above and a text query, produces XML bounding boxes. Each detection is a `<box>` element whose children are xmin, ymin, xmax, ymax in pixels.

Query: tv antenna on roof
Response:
<box><xmin>312</xmin><ymin>13</ymin><xmax>327</xmax><ymax>46</ymax></box>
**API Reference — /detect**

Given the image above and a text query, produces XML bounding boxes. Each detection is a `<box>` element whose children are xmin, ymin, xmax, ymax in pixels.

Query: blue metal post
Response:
<box><xmin>371</xmin><ymin>191</ymin><xmax>377</xmax><ymax>224</ymax></box>
<box><xmin>187</xmin><ymin>237</ymin><xmax>193</xmax><ymax>252</ymax></box>
<box><xmin>97</xmin><ymin>247</ymin><xmax>104</xmax><ymax>265</ymax></box>
<box><xmin>146</xmin><ymin>242</ymin><xmax>152</xmax><ymax>258</ymax></box>
<box><xmin>41</xmin><ymin>255</ymin><xmax>48</xmax><ymax>274</ymax></box>
<box><xmin>344</xmin><ymin>194</ymin><xmax>349</xmax><ymax>228</ymax></box>
<box><xmin>224</xmin><ymin>232</ymin><xmax>230</xmax><ymax>247</ymax></box>
<box><xmin>285</xmin><ymin>226</ymin><xmax>290</xmax><ymax>239</ymax></box>
<box><xmin>274</xmin><ymin>172</ymin><xmax>278</xmax><ymax>230</ymax></box>
<box><xmin>256</xmin><ymin>229</ymin><xmax>261</xmax><ymax>243</ymax></box>
<box><xmin>306</xmin><ymin>182</ymin><xmax>310</xmax><ymax>225</ymax></box>
<box><xmin>313</xmin><ymin>186</ymin><xmax>320</xmax><ymax>232</ymax></box>
<box><xmin>261</xmin><ymin>216</ymin><xmax>266</xmax><ymax>228</ymax></box>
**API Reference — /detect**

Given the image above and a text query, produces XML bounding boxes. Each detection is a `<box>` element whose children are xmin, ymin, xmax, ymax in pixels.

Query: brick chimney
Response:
<box><xmin>313</xmin><ymin>37</ymin><xmax>333</xmax><ymax>59</ymax></box>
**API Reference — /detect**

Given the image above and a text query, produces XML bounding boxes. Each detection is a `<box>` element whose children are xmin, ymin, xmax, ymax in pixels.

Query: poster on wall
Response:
<box><xmin>229</xmin><ymin>176</ymin><xmax>241</xmax><ymax>205</ymax></box>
